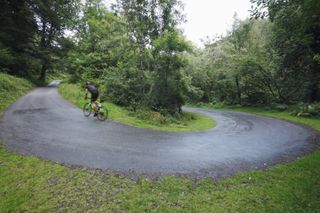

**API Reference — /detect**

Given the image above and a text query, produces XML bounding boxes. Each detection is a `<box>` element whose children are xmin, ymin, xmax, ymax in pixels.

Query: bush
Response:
<box><xmin>209</xmin><ymin>102</ymin><xmax>227</xmax><ymax>109</ymax></box>
<box><xmin>104</xmin><ymin>66</ymin><xmax>152</xmax><ymax>109</ymax></box>
<box><xmin>128</xmin><ymin>108</ymin><xmax>196</xmax><ymax>126</ymax></box>
<box><xmin>290</xmin><ymin>103</ymin><xmax>320</xmax><ymax>117</ymax></box>
<box><xmin>272</xmin><ymin>104</ymin><xmax>289</xmax><ymax>111</ymax></box>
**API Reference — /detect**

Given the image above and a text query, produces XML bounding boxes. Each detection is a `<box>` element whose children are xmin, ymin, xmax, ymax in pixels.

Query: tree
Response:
<box><xmin>114</xmin><ymin>0</ymin><xmax>189</xmax><ymax>113</ymax></box>
<box><xmin>0</xmin><ymin>0</ymin><xmax>37</xmax><ymax>76</ymax></box>
<box><xmin>152</xmin><ymin>29</ymin><xmax>190</xmax><ymax>113</ymax></box>
<box><xmin>29</xmin><ymin>0</ymin><xmax>80</xmax><ymax>81</ymax></box>
<box><xmin>185</xmin><ymin>18</ymin><xmax>276</xmax><ymax>105</ymax></box>
<box><xmin>251</xmin><ymin>0</ymin><xmax>320</xmax><ymax>102</ymax></box>
<box><xmin>67</xmin><ymin>0</ymin><xmax>151</xmax><ymax>108</ymax></box>
<box><xmin>151</xmin><ymin>0</ymin><xmax>189</xmax><ymax>113</ymax></box>
<box><xmin>229</xmin><ymin>14</ymin><xmax>251</xmax><ymax>104</ymax></box>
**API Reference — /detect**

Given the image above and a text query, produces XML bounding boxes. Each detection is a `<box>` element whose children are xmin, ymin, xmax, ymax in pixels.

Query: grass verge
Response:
<box><xmin>1</xmin><ymin>140</ymin><xmax>320</xmax><ymax>212</ymax></box>
<box><xmin>0</xmin><ymin>73</ymin><xmax>34</xmax><ymax>111</ymax></box>
<box><xmin>1</xmin><ymin>74</ymin><xmax>320</xmax><ymax>212</ymax></box>
<box><xmin>58</xmin><ymin>83</ymin><xmax>215</xmax><ymax>132</ymax></box>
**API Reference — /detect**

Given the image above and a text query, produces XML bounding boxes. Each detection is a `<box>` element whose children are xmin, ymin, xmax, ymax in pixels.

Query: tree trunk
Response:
<box><xmin>309</xmin><ymin>66</ymin><xmax>320</xmax><ymax>102</ymax></box>
<box><xmin>39</xmin><ymin>61</ymin><xmax>47</xmax><ymax>81</ymax></box>
<box><xmin>235</xmin><ymin>75</ymin><xmax>241</xmax><ymax>104</ymax></box>
<box><xmin>309</xmin><ymin>81</ymin><xmax>319</xmax><ymax>102</ymax></box>
<box><xmin>39</xmin><ymin>20</ymin><xmax>47</xmax><ymax>82</ymax></box>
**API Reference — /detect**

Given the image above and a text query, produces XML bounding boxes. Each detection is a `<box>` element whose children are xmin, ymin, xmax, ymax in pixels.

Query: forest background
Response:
<box><xmin>1</xmin><ymin>0</ymin><xmax>319</xmax><ymax>118</ymax></box>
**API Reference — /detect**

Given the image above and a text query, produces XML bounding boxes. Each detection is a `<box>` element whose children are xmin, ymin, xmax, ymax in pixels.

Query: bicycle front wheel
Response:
<box><xmin>83</xmin><ymin>103</ymin><xmax>92</xmax><ymax>117</ymax></box>
<box><xmin>97</xmin><ymin>106</ymin><xmax>108</xmax><ymax>121</ymax></box>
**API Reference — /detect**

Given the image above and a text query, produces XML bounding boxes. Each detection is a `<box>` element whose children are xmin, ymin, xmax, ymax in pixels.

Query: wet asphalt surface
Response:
<box><xmin>0</xmin><ymin>86</ymin><xmax>319</xmax><ymax>179</ymax></box>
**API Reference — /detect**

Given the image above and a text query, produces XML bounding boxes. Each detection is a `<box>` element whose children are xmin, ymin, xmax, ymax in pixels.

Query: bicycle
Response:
<box><xmin>83</xmin><ymin>99</ymin><xmax>108</xmax><ymax>121</ymax></box>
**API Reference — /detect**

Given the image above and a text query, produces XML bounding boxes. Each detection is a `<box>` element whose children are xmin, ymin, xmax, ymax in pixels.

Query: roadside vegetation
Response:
<box><xmin>58</xmin><ymin>83</ymin><xmax>215</xmax><ymax>132</ymax></box>
<box><xmin>1</xmin><ymin>142</ymin><xmax>319</xmax><ymax>212</ymax></box>
<box><xmin>0</xmin><ymin>73</ymin><xmax>34</xmax><ymax>111</ymax></box>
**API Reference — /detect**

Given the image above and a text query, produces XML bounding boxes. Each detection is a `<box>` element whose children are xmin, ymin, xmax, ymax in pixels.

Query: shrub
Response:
<box><xmin>272</xmin><ymin>104</ymin><xmax>289</xmax><ymax>111</ymax></box>
<box><xmin>290</xmin><ymin>103</ymin><xmax>320</xmax><ymax>117</ymax></box>
<box><xmin>128</xmin><ymin>108</ymin><xmax>196</xmax><ymax>126</ymax></box>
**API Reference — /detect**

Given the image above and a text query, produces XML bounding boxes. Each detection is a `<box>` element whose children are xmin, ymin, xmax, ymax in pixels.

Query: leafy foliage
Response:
<box><xmin>0</xmin><ymin>0</ymin><xmax>38</xmax><ymax>76</ymax></box>
<box><xmin>151</xmin><ymin>29</ymin><xmax>190</xmax><ymax>113</ymax></box>
<box><xmin>185</xmin><ymin>0</ymin><xmax>320</xmax><ymax>109</ymax></box>
<box><xmin>185</xmin><ymin>18</ymin><xmax>276</xmax><ymax>105</ymax></box>
<box><xmin>290</xmin><ymin>102</ymin><xmax>320</xmax><ymax>117</ymax></box>
<box><xmin>66</xmin><ymin>0</ymin><xmax>189</xmax><ymax>114</ymax></box>
<box><xmin>251</xmin><ymin>0</ymin><xmax>320</xmax><ymax>102</ymax></box>
<box><xmin>0</xmin><ymin>0</ymin><xmax>80</xmax><ymax>80</ymax></box>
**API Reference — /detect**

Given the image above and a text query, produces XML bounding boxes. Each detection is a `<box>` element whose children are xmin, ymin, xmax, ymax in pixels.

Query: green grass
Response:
<box><xmin>1</xmin><ymin>73</ymin><xmax>320</xmax><ymax>212</ymax></box>
<box><xmin>1</xmin><ymin>141</ymin><xmax>320</xmax><ymax>212</ymax></box>
<box><xmin>0</xmin><ymin>72</ymin><xmax>34</xmax><ymax>111</ymax></box>
<box><xmin>58</xmin><ymin>83</ymin><xmax>215</xmax><ymax>132</ymax></box>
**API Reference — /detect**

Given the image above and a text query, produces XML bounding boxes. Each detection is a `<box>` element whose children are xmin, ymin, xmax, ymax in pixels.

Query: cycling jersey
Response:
<box><xmin>86</xmin><ymin>84</ymin><xmax>99</xmax><ymax>102</ymax></box>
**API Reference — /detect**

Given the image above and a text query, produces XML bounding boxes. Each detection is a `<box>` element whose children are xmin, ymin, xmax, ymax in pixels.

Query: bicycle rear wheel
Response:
<box><xmin>83</xmin><ymin>103</ymin><xmax>92</xmax><ymax>117</ymax></box>
<box><xmin>97</xmin><ymin>106</ymin><xmax>108</xmax><ymax>121</ymax></box>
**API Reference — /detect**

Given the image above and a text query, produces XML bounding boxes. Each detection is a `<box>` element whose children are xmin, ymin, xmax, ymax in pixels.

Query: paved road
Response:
<box><xmin>0</xmin><ymin>86</ymin><xmax>318</xmax><ymax>179</ymax></box>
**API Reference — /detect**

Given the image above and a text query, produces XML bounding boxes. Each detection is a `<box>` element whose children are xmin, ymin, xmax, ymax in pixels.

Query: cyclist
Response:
<box><xmin>84</xmin><ymin>82</ymin><xmax>99</xmax><ymax>116</ymax></box>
